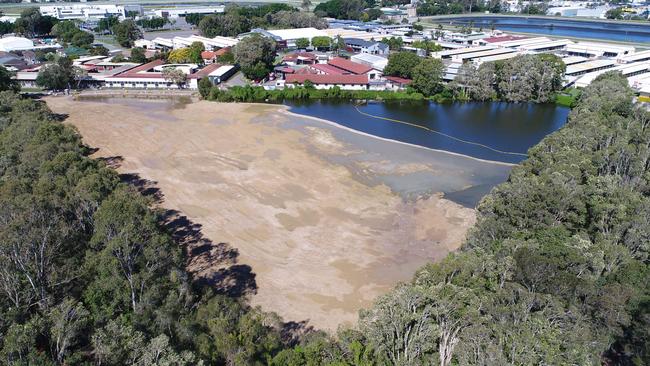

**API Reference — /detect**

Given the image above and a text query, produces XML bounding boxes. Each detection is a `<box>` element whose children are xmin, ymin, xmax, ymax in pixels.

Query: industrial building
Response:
<box><xmin>566</xmin><ymin>42</ymin><xmax>635</xmax><ymax>58</ymax></box>
<box><xmin>452</xmin><ymin>47</ymin><xmax>516</xmax><ymax>63</ymax></box>
<box><xmin>322</xmin><ymin>28</ymin><xmax>384</xmax><ymax>42</ymax></box>
<box><xmin>432</xmin><ymin>45</ymin><xmax>497</xmax><ymax>59</ymax></box>
<box><xmin>40</xmin><ymin>4</ymin><xmax>142</xmax><ymax>20</ymax></box>
<box><xmin>516</xmin><ymin>39</ymin><xmax>572</xmax><ymax>53</ymax></box>
<box><xmin>350</xmin><ymin>53</ymin><xmax>388</xmax><ymax>71</ymax></box>
<box><xmin>618</xmin><ymin>50</ymin><xmax>650</xmax><ymax>64</ymax></box>
<box><xmin>151</xmin><ymin>6</ymin><xmax>224</xmax><ymax>19</ymax></box>
<box><xmin>574</xmin><ymin>61</ymin><xmax>650</xmax><ymax>88</ymax></box>
<box><xmin>565</xmin><ymin>59</ymin><xmax>617</xmax><ymax>77</ymax></box>
<box><xmin>0</xmin><ymin>36</ymin><xmax>61</xmax><ymax>52</ymax></box>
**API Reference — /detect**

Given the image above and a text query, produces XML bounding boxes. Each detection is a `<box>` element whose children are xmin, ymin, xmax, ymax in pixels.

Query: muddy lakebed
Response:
<box><xmin>46</xmin><ymin>96</ymin><xmax>565</xmax><ymax>329</ymax></box>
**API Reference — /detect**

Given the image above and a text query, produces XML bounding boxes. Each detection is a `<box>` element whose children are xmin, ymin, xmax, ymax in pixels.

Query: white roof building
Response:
<box><xmin>566</xmin><ymin>42</ymin><xmax>635</xmax><ymax>58</ymax></box>
<box><xmin>574</xmin><ymin>61</ymin><xmax>650</xmax><ymax>88</ymax></box>
<box><xmin>565</xmin><ymin>59</ymin><xmax>617</xmax><ymax>76</ymax></box>
<box><xmin>350</xmin><ymin>53</ymin><xmax>388</xmax><ymax>71</ymax></box>
<box><xmin>0</xmin><ymin>37</ymin><xmax>33</xmax><ymax>52</ymax></box>
<box><xmin>322</xmin><ymin>28</ymin><xmax>384</xmax><ymax>42</ymax></box>
<box><xmin>40</xmin><ymin>4</ymin><xmax>134</xmax><ymax>20</ymax></box>
<box><xmin>268</xmin><ymin>28</ymin><xmax>327</xmax><ymax>42</ymax></box>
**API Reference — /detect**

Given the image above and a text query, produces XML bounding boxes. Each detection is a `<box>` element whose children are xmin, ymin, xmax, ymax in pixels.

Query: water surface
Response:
<box><xmin>432</xmin><ymin>16</ymin><xmax>650</xmax><ymax>44</ymax></box>
<box><xmin>286</xmin><ymin>100</ymin><xmax>570</xmax><ymax>164</ymax></box>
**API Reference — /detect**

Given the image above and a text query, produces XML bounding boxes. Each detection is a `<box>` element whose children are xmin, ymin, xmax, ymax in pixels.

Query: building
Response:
<box><xmin>452</xmin><ymin>47</ymin><xmax>517</xmax><ymax>63</ymax></box>
<box><xmin>284</xmin><ymin>74</ymin><xmax>370</xmax><ymax>90</ymax></box>
<box><xmin>574</xmin><ymin>61</ymin><xmax>650</xmax><ymax>88</ymax></box>
<box><xmin>149</xmin><ymin>35</ymin><xmax>238</xmax><ymax>51</ymax></box>
<box><xmin>432</xmin><ymin>45</ymin><xmax>496</xmax><ymax>59</ymax></box>
<box><xmin>103</xmin><ymin>59</ymin><xmax>235</xmax><ymax>89</ymax></box>
<box><xmin>566</xmin><ymin>42</ymin><xmax>635</xmax><ymax>58</ymax></box>
<box><xmin>151</xmin><ymin>6</ymin><xmax>224</xmax><ymax>19</ymax></box>
<box><xmin>343</xmin><ymin>38</ymin><xmax>389</xmax><ymax>55</ymax></box>
<box><xmin>40</xmin><ymin>4</ymin><xmax>142</xmax><ymax>20</ymax></box>
<box><xmin>350</xmin><ymin>53</ymin><xmax>389</xmax><ymax>71</ymax></box>
<box><xmin>322</xmin><ymin>28</ymin><xmax>384</xmax><ymax>42</ymax></box>
<box><xmin>282</xmin><ymin>52</ymin><xmax>318</xmax><ymax>66</ymax></box>
<box><xmin>250</xmin><ymin>28</ymin><xmax>328</xmax><ymax>48</ymax></box>
<box><xmin>565</xmin><ymin>59</ymin><xmax>617</xmax><ymax>77</ymax></box>
<box><xmin>618</xmin><ymin>50</ymin><xmax>650</xmax><ymax>64</ymax></box>
<box><xmin>516</xmin><ymin>39</ymin><xmax>572</xmax><ymax>53</ymax></box>
<box><xmin>327</xmin><ymin>57</ymin><xmax>382</xmax><ymax>79</ymax></box>
<box><xmin>201</xmin><ymin>48</ymin><xmax>230</xmax><ymax>64</ymax></box>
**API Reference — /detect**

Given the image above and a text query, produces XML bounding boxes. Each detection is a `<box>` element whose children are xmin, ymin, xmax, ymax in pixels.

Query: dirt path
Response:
<box><xmin>46</xmin><ymin>97</ymin><xmax>496</xmax><ymax>330</ymax></box>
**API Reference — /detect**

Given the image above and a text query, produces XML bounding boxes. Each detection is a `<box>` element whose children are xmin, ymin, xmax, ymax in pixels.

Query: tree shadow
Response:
<box><xmin>281</xmin><ymin>320</ymin><xmax>315</xmax><ymax>347</ymax></box>
<box><xmin>96</xmin><ymin>154</ymin><xmax>122</xmax><ymax>169</ymax></box>
<box><xmin>120</xmin><ymin>173</ymin><xmax>164</xmax><ymax>202</ymax></box>
<box><xmin>160</xmin><ymin>208</ymin><xmax>257</xmax><ymax>298</ymax></box>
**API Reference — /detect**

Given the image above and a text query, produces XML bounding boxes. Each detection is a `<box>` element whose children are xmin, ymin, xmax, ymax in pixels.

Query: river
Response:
<box><xmin>429</xmin><ymin>16</ymin><xmax>650</xmax><ymax>44</ymax></box>
<box><xmin>286</xmin><ymin>100</ymin><xmax>570</xmax><ymax>165</ymax></box>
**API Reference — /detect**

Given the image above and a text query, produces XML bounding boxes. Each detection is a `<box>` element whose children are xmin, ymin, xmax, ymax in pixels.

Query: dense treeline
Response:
<box><xmin>452</xmin><ymin>54</ymin><xmax>566</xmax><ymax>103</ymax></box>
<box><xmin>0</xmin><ymin>91</ymin><xmax>311</xmax><ymax>364</ymax></box>
<box><xmin>347</xmin><ymin>72</ymin><xmax>650</xmax><ymax>364</ymax></box>
<box><xmin>195</xmin><ymin>4</ymin><xmax>326</xmax><ymax>38</ymax></box>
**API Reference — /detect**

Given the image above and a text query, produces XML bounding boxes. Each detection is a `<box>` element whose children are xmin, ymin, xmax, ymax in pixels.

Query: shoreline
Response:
<box><xmin>278</xmin><ymin>106</ymin><xmax>517</xmax><ymax>167</ymax></box>
<box><xmin>73</xmin><ymin>94</ymin><xmax>519</xmax><ymax>167</ymax></box>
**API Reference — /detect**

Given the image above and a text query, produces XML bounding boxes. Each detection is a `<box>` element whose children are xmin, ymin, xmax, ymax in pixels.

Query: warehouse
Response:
<box><xmin>574</xmin><ymin>61</ymin><xmax>650</xmax><ymax>88</ymax></box>
<box><xmin>561</xmin><ymin>56</ymin><xmax>589</xmax><ymax>66</ymax></box>
<box><xmin>565</xmin><ymin>59</ymin><xmax>617</xmax><ymax>77</ymax></box>
<box><xmin>517</xmin><ymin>39</ymin><xmax>571</xmax><ymax>53</ymax></box>
<box><xmin>432</xmin><ymin>45</ymin><xmax>496</xmax><ymax>59</ymax></box>
<box><xmin>350</xmin><ymin>53</ymin><xmax>388</xmax><ymax>71</ymax></box>
<box><xmin>566</xmin><ymin>42</ymin><xmax>635</xmax><ymax>58</ymax></box>
<box><xmin>618</xmin><ymin>50</ymin><xmax>650</xmax><ymax>64</ymax></box>
<box><xmin>322</xmin><ymin>28</ymin><xmax>384</xmax><ymax>42</ymax></box>
<box><xmin>474</xmin><ymin>51</ymin><xmax>523</xmax><ymax>65</ymax></box>
<box><xmin>490</xmin><ymin>37</ymin><xmax>551</xmax><ymax>48</ymax></box>
<box><xmin>452</xmin><ymin>47</ymin><xmax>517</xmax><ymax>63</ymax></box>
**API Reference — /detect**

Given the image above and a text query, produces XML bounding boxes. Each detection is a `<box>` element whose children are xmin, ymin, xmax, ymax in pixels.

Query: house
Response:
<box><xmin>284</xmin><ymin>74</ymin><xmax>369</xmax><ymax>90</ymax></box>
<box><xmin>343</xmin><ymin>38</ymin><xmax>389</xmax><ymax>55</ymax></box>
<box><xmin>282</xmin><ymin>52</ymin><xmax>318</xmax><ymax>66</ymax></box>
<box><xmin>384</xmin><ymin>76</ymin><xmax>412</xmax><ymax>90</ymax></box>
<box><xmin>201</xmin><ymin>48</ymin><xmax>230</xmax><ymax>64</ymax></box>
<box><xmin>327</xmin><ymin>57</ymin><xmax>382</xmax><ymax>80</ymax></box>
<box><xmin>187</xmin><ymin>62</ymin><xmax>237</xmax><ymax>88</ymax></box>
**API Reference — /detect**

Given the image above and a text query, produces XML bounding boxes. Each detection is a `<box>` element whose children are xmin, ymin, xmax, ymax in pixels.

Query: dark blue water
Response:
<box><xmin>436</xmin><ymin>16</ymin><xmax>650</xmax><ymax>44</ymax></box>
<box><xmin>286</xmin><ymin>100</ymin><xmax>570</xmax><ymax>164</ymax></box>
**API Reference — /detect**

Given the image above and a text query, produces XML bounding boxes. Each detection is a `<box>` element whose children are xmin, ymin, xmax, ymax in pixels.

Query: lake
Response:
<box><xmin>286</xmin><ymin>100</ymin><xmax>570</xmax><ymax>164</ymax></box>
<box><xmin>430</xmin><ymin>16</ymin><xmax>650</xmax><ymax>44</ymax></box>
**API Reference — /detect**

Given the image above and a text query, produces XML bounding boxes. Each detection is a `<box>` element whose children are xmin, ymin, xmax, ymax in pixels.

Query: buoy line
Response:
<box><xmin>352</xmin><ymin>104</ymin><xmax>529</xmax><ymax>158</ymax></box>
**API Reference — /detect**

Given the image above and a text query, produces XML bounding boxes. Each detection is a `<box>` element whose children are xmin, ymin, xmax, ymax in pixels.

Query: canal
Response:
<box><xmin>429</xmin><ymin>16</ymin><xmax>650</xmax><ymax>44</ymax></box>
<box><xmin>286</xmin><ymin>100</ymin><xmax>571</xmax><ymax>164</ymax></box>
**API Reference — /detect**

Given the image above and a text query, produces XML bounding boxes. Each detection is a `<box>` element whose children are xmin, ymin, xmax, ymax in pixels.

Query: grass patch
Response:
<box><xmin>556</xmin><ymin>88</ymin><xmax>582</xmax><ymax>107</ymax></box>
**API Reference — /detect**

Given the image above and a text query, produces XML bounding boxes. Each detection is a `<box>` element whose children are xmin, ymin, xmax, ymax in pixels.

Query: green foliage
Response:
<box><xmin>381</xmin><ymin>36</ymin><xmax>403</xmax><ymax>51</ymax></box>
<box><xmin>451</xmin><ymin>54</ymin><xmax>566</xmax><ymax>103</ymax></box>
<box><xmin>96</xmin><ymin>15</ymin><xmax>118</xmax><ymax>34</ymax></box>
<box><xmin>205</xmin><ymin>85</ymin><xmax>425</xmax><ymax>102</ymax></box>
<box><xmin>198</xmin><ymin>77</ymin><xmax>213</xmax><ymax>99</ymax></box>
<box><xmin>189</xmin><ymin>41</ymin><xmax>205</xmax><ymax>64</ymax></box>
<box><xmin>111</xmin><ymin>19</ymin><xmax>142</xmax><ymax>47</ymax></box>
<box><xmin>0</xmin><ymin>91</ymin><xmax>294</xmax><ymax>365</ymax></box>
<box><xmin>135</xmin><ymin>16</ymin><xmax>168</xmax><ymax>30</ymax></box>
<box><xmin>314</xmin><ymin>0</ymin><xmax>376</xmax><ymax>20</ymax></box>
<box><xmin>13</xmin><ymin>7</ymin><xmax>57</xmax><ymax>37</ymax></box>
<box><xmin>0</xmin><ymin>20</ymin><xmax>14</xmax><ymax>36</ymax></box>
<box><xmin>233</xmin><ymin>34</ymin><xmax>276</xmax><ymax>80</ymax></box>
<box><xmin>129</xmin><ymin>47</ymin><xmax>147</xmax><ymax>63</ymax></box>
<box><xmin>383</xmin><ymin>51</ymin><xmax>421</xmax><ymax>79</ymax></box>
<box><xmin>295</xmin><ymin>37</ymin><xmax>310</xmax><ymax>49</ymax></box>
<box><xmin>0</xmin><ymin>66</ymin><xmax>19</xmax><ymax>93</ymax></box>
<box><xmin>411</xmin><ymin>58</ymin><xmax>444</xmax><ymax>96</ymax></box>
<box><xmin>311</xmin><ymin>36</ymin><xmax>332</xmax><ymax>50</ymax></box>
<box><xmin>36</xmin><ymin>57</ymin><xmax>76</xmax><ymax>90</ymax></box>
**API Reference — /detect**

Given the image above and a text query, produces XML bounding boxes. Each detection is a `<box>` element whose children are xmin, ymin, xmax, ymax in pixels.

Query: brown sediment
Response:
<box><xmin>46</xmin><ymin>97</ymin><xmax>480</xmax><ymax>330</ymax></box>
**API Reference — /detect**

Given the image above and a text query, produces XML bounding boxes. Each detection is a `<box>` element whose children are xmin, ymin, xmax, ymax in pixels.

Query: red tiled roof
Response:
<box><xmin>483</xmin><ymin>35</ymin><xmax>527</xmax><ymax>43</ymax></box>
<box><xmin>385</xmin><ymin>76</ymin><xmax>412</xmax><ymax>85</ymax></box>
<box><xmin>117</xmin><ymin>59</ymin><xmax>165</xmax><ymax>76</ymax></box>
<box><xmin>188</xmin><ymin>63</ymin><xmax>223</xmax><ymax>79</ymax></box>
<box><xmin>309</xmin><ymin>63</ymin><xmax>346</xmax><ymax>75</ymax></box>
<box><xmin>283</xmin><ymin>52</ymin><xmax>317</xmax><ymax>61</ymax></box>
<box><xmin>295</xmin><ymin>67</ymin><xmax>318</xmax><ymax>75</ymax></box>
<box><xmin>327</xmin><ymin>57</ymin><xmax>372</xmax><ymax>75</ymax></box>
<box><xmin>279</xmin><ymin>67</ymin><xmax>295</xmax><ymax>73</ymax></box>
<box><xmin>201</xmin><ymin>48</ymin><xmax>230</xmax><ymax>59</ymax></box>
<box><xmin>286</xmin><ymin>74</ymin><xmax>368</xmax><ymax>85</ymax></box>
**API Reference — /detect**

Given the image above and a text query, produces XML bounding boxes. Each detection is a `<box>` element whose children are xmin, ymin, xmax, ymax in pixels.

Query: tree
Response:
<box><xmin>381</xmin><ymin>36</ymin><xmax>403</xmax><ymax>51</ymax></box>
<box><xmin>167</xmin><ymin>48</ymin><xmax>193</xmax><ymax>63</ymax></box>
<box><xmin>384</xmin><ymin>51</ymin><xmax>421</xmax><ymax>79</ymax></box>
<box><xmin>189</xmin><ymin>41</ymin><xmax>205</xmax><ymax>64</ymax></box>
<box><xmin>198</xmin><ymin>8</ymin><xmax>250</xmax><ymax>38</ymax></box>
<box><xmin>606</xmin><ymin>7</ymin><xmax>624</xmax><ymax>19</ymax></box>
<box><xmin>71</xmin><ymin>31</ymin><xmax>94</xmax><ymax>48</ymax></box>
<box><xmin>49</xmin><ymin>299</ymin><xmax>89</xmax><ymax>363</ymax></box>
<box><xmin>97</xmin><ymin>16</ymin><xmax>118</xmax><ymax>34</ymax></box>
<box><xmin>198</xmin><ymin>77</ymin><xmax>213</xmax><ymax>99</ymax></box>
<box><xmin>112</xmin><ymin>20</ymin><xmax>142</xmax><ymax>47</ymax></box>
<box><xmin>13</xmin><ymin>8</ymin><xmax>56</xmax><ymax>37</ymax></box>
<box><xmin>311</xmin><ymin>36</ymin><xmax>332</xmax><ymax>50</ymax></box>
<box><xmin>411</xmin><ymin>58</ymin><xmax>444</xmax><ymax>96</ymax></box>
<box><xmin>233</xmin><ymin>34</ymin><xmax>276</xmax><ymax>80</ymax></box>
<box><xmin>295</xmin><ymin>37</ymin><xmax>310</xmax><ymax>49</ymax></box>
<box><xmin>0</xmin><ymin>65</ymin><xmax>19</xmax><ymax>92</ymax></box>
<box><xmin>130</xmin><ymin>47</ymin><xmax>147</xmax><ymax>63</ymax></box>
<box><xmin>36</xmin><ymin>57</ymin><xmax>76</xmax><ymax>90</ymax></box>
<box><xmin>301</xmin><ymin>0</ymin><xmax>313</xmax><ymax>11</ymax></box>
